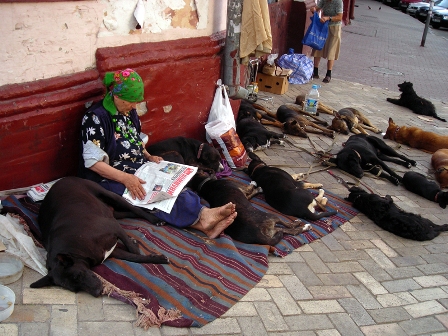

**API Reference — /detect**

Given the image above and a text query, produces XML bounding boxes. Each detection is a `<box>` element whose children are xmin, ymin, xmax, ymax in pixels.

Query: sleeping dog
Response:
<box><xmin>190</xmin><ymin>171</ymin><xmax>311</xmax><ymax>246</ymax></box>
<box><xmin>30</xmin><ymin>177</ymin><xmax>169</xmax><ymax>297</ymax></box>
<box><xmin>247</xmin><ymin>153</ymin><xmax>337</xmax><ymax>221</ymax></box>
<box><xmin>328</xmin><ymin>134</ymin><xmax>416</xmax><ymax>185</ymax></box>
<box><xmin>346</xmin><ymin>186</ymin><xmax>448</xmax><ymax>241</ymax></box>
<box><xmin>146</xmin><ymin>136</ymin><xmax>223</xmax><ymax>173</ymax></box>
<box><xmin>402</xmin><ymin>171</ymin><xmax>448</xmax><ymax>209</ymax></box>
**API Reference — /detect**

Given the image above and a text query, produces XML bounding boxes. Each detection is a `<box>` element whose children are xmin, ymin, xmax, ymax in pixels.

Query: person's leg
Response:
<box><xmin>152</xmin><ymin>189</ymin><xmax>236</xmax><ymax>238</ymax></box>
<box><xmin>313</xmin><ymin>57</ymin><xmax>321</xmax><ymax>78</ymax></box>
<box><xmin>323</xmin><ymin>60</ymin><xmax>335</xmax><ymax>83</ymax></box>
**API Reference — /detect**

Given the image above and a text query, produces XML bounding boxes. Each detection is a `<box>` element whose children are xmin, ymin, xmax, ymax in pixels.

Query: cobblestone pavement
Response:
<box><xmin>1</xmin><ymin>0</ymin><xmax>448</xmax><ymax>335</ymax></box>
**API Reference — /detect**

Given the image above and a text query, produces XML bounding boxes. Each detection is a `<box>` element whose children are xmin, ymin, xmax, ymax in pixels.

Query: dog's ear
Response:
<box><xmin>385</xmin><ymin>195</ymin><xmax>393</xmax><ymax>204</ymax></box>
<box><xmin>57</xmin><ymin>254</ymin><xmax>75</xmax><ymax>268</ymax></box>
<box><xmin>30</xmin><ymin>275</ymin><xmax>55</xmax><ymax>288</ymax></box>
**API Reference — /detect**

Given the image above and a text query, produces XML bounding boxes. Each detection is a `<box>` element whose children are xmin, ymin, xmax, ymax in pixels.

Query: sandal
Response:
<box><xmin>313</xmin><ymin>74</ymin><xmax>320</xmax><ymax>79</ymax></box>
<box><xmin>323</xmin><ymin>76</ymin><xmax>331</xmax><ymax>83</ymax></box>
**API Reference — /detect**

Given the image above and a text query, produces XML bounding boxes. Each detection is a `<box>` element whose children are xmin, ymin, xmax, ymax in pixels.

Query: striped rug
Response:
<box><xmin>1</xmin><ymin>174</ymin><xmax>357</xmax><ymax>328</ymax></box>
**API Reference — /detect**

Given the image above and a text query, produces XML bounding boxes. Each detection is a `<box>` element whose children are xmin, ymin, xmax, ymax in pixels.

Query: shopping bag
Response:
<box><xmin>206</xmin><ymin>81</ymin><xmax>236</xmax><ymax>135</ymax></box>
<box><xmin>205</xmin><ymin>120</ymin><xmax>247</xmax><ymax>169</ymax></box>
<box><xmin>302</xmin><ymin>12</ymin><xmax>329</xmax><ymax>50</ymax></box>
<box><xmin>277</xmin><ymin>53</ymin><xmax>314</xmax><ymax>84</ymax></box>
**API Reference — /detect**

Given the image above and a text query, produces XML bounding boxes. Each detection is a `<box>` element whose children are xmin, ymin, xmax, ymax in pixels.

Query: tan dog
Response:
<box><xmin>328</xmin><ymin>108</ymin><xmax>382</xmax><ymax>135</ymax></box>
<box><xmin>432</xmin><ymin>149</ymin><xmax>448</xmax><ymax>188</ymax></box>
<box><xmin>383</xmin><ymin>117</ymin><xmax>448</xmax><ymax>153</ymax></box>
<box><xmin>295</xmin><ymin>94</ymin><xmax>336</xmax><ymax>115</ymax></box>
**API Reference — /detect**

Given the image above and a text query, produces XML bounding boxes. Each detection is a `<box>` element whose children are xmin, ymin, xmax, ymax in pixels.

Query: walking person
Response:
<box><xmin>310</xmin><ymin>0</ymin><xmax>344</xmax><ymax>83</ymax></box>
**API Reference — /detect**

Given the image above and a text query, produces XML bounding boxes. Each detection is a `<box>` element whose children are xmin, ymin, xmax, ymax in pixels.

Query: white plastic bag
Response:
<box><xmin>205</xmin><ymin>80</ymin><xmax>247</xmax><ymax>168</ymax></box>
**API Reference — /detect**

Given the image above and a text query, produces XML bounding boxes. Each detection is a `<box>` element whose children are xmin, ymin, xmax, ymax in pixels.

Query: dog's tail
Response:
<box><xmin>434</xmin><ymin>224</ymin><xmax>448</xmax><ymax>233</ymax></box>
<box><xmin>434</xmin><ymin>115</ymin><xmax>447</xmax><ymax>122</ymax></box>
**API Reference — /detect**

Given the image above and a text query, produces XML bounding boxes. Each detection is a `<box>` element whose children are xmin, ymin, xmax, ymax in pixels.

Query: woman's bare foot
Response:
<box><xmin>190</xmin><ymin>202</ymin><xmax>237</xmax><ymax>239</ymax></box>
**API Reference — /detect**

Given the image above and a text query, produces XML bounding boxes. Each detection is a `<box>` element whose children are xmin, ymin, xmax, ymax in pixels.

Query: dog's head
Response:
<box><xmin>345</xmin><ymin>186</ymin><xmax>368</xmax><ymax>203</ymax></box>
<box><xmin>198</xmin><ymin>143</ymin><xmax>223</xmax><ymax>173</ymax></box>
<box><xmin>283</xmin><ymin>119</ymin><xmax>308</xmax><ymax>138</ymax></box>
<box><xmin>30</xmin><ymin>254</ymin><xmax>103</xmax><ymax>297</ymax></box>
<box><xmin>188</xmin><ymin>169</ymin><xmax>216</xmax><ymax>192</ymax></box>
<box><xmin>237</xmin><ymin>99</ymin><xmax>259</xmax><ymax>122</ymax></box>
<box><xmin>328</xmin><ymin>111</ymin><xmax>350</xmax><ymax>134</ymax></box>
<box><xmin>383</xmin><ymin>117</ymin><xmax>398</xmax><ymax>140</ymax></box>
<box><xmin>246</xmin><ymin>152</ymin><xmax>265</xmax><ymax>176</ymax></box>
<box><xmin>397</xmin><ymin>81</ymin><xmax>413</xmax><ymax>93</ymax></box>
<box><xmin>335</xmin><ymin>149</ymin><xmax>364</xmax><ymax>178</ymax></box>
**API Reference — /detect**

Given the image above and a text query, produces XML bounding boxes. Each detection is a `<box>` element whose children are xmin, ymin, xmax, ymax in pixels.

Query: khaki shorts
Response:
<box><xmin>311</xmin><ymin>25</ymin><xmax>342</xmax><ymax>61</ymax></box>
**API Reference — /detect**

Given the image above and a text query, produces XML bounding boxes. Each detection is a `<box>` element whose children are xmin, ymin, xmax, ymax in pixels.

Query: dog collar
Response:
<box><xmin>197</xmin><ymin>177</ymin><xmax>212</xmax><ymax>192</ymax></box>
<box><xmin>197</xmin><ymin>143</ymin><xmax>204</xmax><ymax>159</ymax></box>
<box><xmin>250</xmin><ymin>162</ymin><xmax>266</xmax><ymax>176</ymax></box>
<box><xmin>435</xmin><ymin>166</ymin><xmax>448</xmax><ymax>174</ymax></box>
<box><xmin>352</xmin><ymin>149</ymin><xmax>361</xmax><ymax>160</ymax></box>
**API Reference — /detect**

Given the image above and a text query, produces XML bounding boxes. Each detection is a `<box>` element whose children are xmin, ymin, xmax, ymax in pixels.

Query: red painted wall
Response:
<box><xmin>0</xmin><ymin>36</ymin><xmax>224</xmax><ymax>191</ymax></box>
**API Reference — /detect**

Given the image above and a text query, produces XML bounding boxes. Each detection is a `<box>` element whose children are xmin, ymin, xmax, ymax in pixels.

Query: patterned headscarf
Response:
<box><xmin>102</xmin><ymin>68</ymin><xmax>144</xmax><ymax>115</ymax></box>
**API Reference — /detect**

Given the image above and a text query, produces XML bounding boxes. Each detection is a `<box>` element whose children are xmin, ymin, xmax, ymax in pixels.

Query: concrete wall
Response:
<box><xmin>0</xmin><ymin>0</ymin><xmax>227</xmax><ymax>86</ymax></box>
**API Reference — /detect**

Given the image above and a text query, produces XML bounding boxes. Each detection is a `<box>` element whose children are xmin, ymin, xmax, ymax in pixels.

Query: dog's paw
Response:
<box><xmin>303</xmin><ymin>223</ymin><xmax>312</xmax><ymax>231</ymax></box>
<box><xmin>410</xmin><ymin>160</ymin><xmax>417</xmax><ymax>167</ymax></box>
<box><xmin>319</xmin><ymin>197</ymin><xmax>328</xmax><ymax>206</ymax></box>
<box><xmin>291</xmin><ymin>173</ymin><xmax>304</xmax><ymax>180</ymax></box>
<box><xmin>250</xmin><ymin>180</ymin><xmax>258</xmax><ymax>187</ymax></box>
<box><xmin>279</xmin><ymin>140</ymin><xmax>286</xmax><ymax>146</ymax></box>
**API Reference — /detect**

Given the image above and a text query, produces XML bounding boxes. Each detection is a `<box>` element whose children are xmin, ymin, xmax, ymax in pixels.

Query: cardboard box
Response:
<box><xmin>256</xmin><ymin>73</ymin><xmax>289</xmax><ymax>95</ymax></box>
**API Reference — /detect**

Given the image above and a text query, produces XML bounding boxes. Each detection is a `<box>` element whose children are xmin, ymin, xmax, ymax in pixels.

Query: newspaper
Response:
<box><xmin>26</xmin><ymin>179</ymin><xmax>62</xmax><ymax>202</ymax></box>
<box><xmin>122</xmin><ymin>161</ymin><xmax>198</xmax><ymax>213</ymax></box>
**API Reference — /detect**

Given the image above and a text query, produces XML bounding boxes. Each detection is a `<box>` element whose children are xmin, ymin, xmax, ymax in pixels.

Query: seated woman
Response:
<box><xmin>78</xmin><ymin>68</ymin><xmax>236</xmax><ymax>238</ymax></box>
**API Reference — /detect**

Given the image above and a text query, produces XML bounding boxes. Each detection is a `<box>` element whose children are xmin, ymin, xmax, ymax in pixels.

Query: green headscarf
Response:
<box><xmin>102</xmin><ymin>68</ymin><xmax>144</xmax><ymax>115</ymax></box>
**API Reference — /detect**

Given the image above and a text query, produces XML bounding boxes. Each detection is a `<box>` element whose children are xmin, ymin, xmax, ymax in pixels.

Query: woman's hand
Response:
<box><xmin>148</xmin><ymin>155</ymin><xmax>163</xmax><ymax>163</ymax></box>
<box><xmin>122</xmin><ymin>173</ymin><xmax>147</xmax><ymax>200</ymax></box>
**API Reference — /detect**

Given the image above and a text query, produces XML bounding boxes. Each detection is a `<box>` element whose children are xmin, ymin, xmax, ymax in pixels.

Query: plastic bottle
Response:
<box><xmin>304</xmin><ymin>84</ymin><xmax>320</xmax><ymax>115</ymax></box>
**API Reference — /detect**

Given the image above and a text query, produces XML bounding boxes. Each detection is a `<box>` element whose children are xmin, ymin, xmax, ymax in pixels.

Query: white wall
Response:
<box><xmin>0</xmin><ymin>0</ymin><xmax>227</xmax><ymax>86</ymax></box>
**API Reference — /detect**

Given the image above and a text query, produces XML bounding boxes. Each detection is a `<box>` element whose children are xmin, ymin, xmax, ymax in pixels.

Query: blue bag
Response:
<box><xmin>302</xmin><ymin>13</ymin><xmax>329</xmax><ymax>50</ymax></box>
<box><xmin>277</xmin><ymin>53</ymin><xmax>314</xmax><ymax>84</ymax></box>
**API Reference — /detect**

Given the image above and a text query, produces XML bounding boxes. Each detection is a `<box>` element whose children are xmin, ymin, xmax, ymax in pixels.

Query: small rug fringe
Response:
<box><xmin>96</xmin><ymin>273</ymin><xmax>182</xmax><ymax>329</ymax></box>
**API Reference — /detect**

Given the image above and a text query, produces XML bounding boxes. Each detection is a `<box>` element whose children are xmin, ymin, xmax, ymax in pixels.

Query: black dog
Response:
<box><xmin>190</xmin><ymin>171</ymin><xmax>311</xmax><ymax>245</ymax></box>
<box><xmin>247</xmin><ymin>153</ymin><xmax>337</xmax><ymax>221</ymax></box>
<box><xmin>328</xmin><ymin>134</ymin><xmax>416</xmax><ymax>185</ymax></box>
<box><xmin>146</xmin><ymin>136</ymin><xmax>222</xmax><ymax>173</ymax></box>
<box><xmin>386</xmin><ymin>81</ymin><xmax>446</xmax><ymax>122</ymax></box>
<box><xmin>346</xmin><ymin>186</ymin><xmax>448</xmax><ymax>241</ymax></box>
<box><xmin>30</xmin><ymin>177</ymin><xmax>169</xmax><ymax>297</ymax></box>
<box><xmin>402</xmin><ymin>171</ymin><xmax>448</xmax><ymax>209</ymax></box>
<box><xmin>236</xmin><ymin>118</ymin><xmax>285</xmax><ymax>152</ymax></box>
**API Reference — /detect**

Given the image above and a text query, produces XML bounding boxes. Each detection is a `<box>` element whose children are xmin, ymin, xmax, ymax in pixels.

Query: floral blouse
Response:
<box><xmin>81</xmin><ymin>111</ymin><xmax>146</xmax><ymax>175</ymax></box>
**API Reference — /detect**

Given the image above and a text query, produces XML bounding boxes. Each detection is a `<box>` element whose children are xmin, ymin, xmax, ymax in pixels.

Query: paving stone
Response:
<box><xmin>190</xmin><ymin>317</ymin><xmax>241</xmax><ymax>335</ymax></box>
<box><xmin>339</xmin><ymin>240</ymin><xmax>376</xmax><ymax>250</ymax></box>
<box><xmin>326</xmin><ymin>261</ymin><xmax>364</xmax><ymax>273</ymax></box>
<box><xmin>333</xmin><ymin>250</ymin><xmax>370</xmax><ymax>262</ymax></box>
<box><xmin>222</xmin><ymin>302</ymin><xmax>258</xmax><ymax>317</ymax></box>
<box><xmin>316</xmin><ymin>329</ymin><xmax>342</xmax><ymax>336</ymax></box>
<box><xmin>267</xmin><ymin>288</ymin><xmax>302</xmax><ymax>316</ymax></box>
<box><xmin>425</xmin><ymin>244</ymin><xmax>448</xmax><ymax>254</ymax></box>
<box><xmin>309</xmin><ymin>241</ymin><xmax>340</xmax><ymax>262</ymax></box>
<box><xmin>6</xmin><ymin>304</ymin><xmax>50</xmax><ymax>322</ymax></box>
<box><xmin>308</xmin><ymin>285</ymin><xmax>351</xmax><ymax>300</ymax></box>
<box><xmin>284</xmin><ymin>314</ymin><xmax>333</xmax><ymax>331</ymax></box>
<box><xmin>279</xmin><ymin>275</ymin><xmax>313</xmax><ymax>300</ymax></box>
<box><xmin>358</xmin><ymin>260</ymin><xmax>393</xmax><ymax>282</ymax></box>
<box><xmin>346</xmin><ymin>285</ymin><xmax>381</xmax><ymax>309</ymax></box>
<box><xmin>410</xmin><ymin>287</ymin><xmax>448</xmax><ymax>301</ymax></box>
<box><xmin>381</xmin><ymin>278</ymin><xmax>422</xmax><ymax>293</ymax></box>
<box><xmin>23</xmin><ymin>288</ymin><xmax>76</xmax><ymax>305</ymax></box>
<box><xmin>77</xmin><ymin>292</ymin><xmax>104</xmax><ymax>322</ymax></box>
<box><xmin>436</xmin><ymin>313</ymin><xmax>448</xmax><ymax>329</ymax></box>
<box><xmin>421</xmin><ymin>254</ymin><xmax>448</xmax><ymax>265</ymax></box>
<box><xmin>414</xmin><ymin>275</ymin><xmax>448</xmax><ymax>287</ymax></box>
<box><xmin>300</xmin><ymin>251</ymin><xmax>331</xmax><ymax>274</ymax></box>
<box><xmin>390</xmin><ymin>255</ymin><xmax>427</xmax><ymax>267</ymax></box>
<box><xmin>370</xmin><ymin>239</ymin><xmax>398</xmax><ymax>258</ymax></box>
<box><xmin>298</xmin><ymin>300</ymin><xmax>344</xmax><ymax>314</ymax></box>
<box><xmin>317</xmin><ymin>272</ymin><xmax>360</xmax><ymax>286</ymax></box>
<box><xmin>241</xmin><ymin>288</ymin><xmax>272</xmax><ymax>302</ymax></box>
<box><xmin>254</xmin><ymin>301</ymin><xmax>289</xmax><ymax>331</ymax></box>
<box><xmin>417</xmin><ymin>262</ymin><xmax>448</xmax><ymax>275</ymax></box>
<box><xmin>265</xmin><ymin>262</ymin><xmax>294</xmax><ymax>275</ymax></box>
<box><xmin>0</xmin><ymin>324</ymin><xmax>18</xmax><ymax>336</ymax></box>
<box><xmin>394</xmin><ymin>246</ymin><xmax>431</xmax><ymax>257</ymax></box>
<box><xmin>376</xmin><ymin>292</ymin><xmax>418</xmax><ymax>308</ymax></box>
<box><xmin>360</xmin><ymin>323</ymin><xmax>408</xmax><ymax>336</ymax></box>
<box><xmin>160</xmin><ymin>325</ymin><xmax>188</xmax><ymax>335</ymax></box>
<box><xmin>353</xmin><ymin>272</ymin><xmax>388</xmax><ymax>295</ymax></box>
<box><xmin>256</xmin><ymin>274</ymin><xmax>284</xmax><ymax>288</ymax></box>
<box><xmin>368</xmin><ymin>306</ymin><xmax>412</xmax><ymax>323</ymax></box>
<box><xmin>103</xmin><ymin>304</ymin><xmax>135</xmax><ymax>321</ymax></box>
<box><xmin>328</xmin><ymin>312</ymin><xmax>364</xmax><ymax>336</ymax></box>
<box><xmin>19</xmin><ymin>322</ymin><xmax>49</xmax><ymax>336</ymax></box>
<box><xmin>404</xmin><ymin>300</ymin><xmax>447</xmax><ymax>318</ymax></box>
<box><xmin>399</xmin><ymin>316</ymin><xmax>446</xmax><ymax>335</ymax></box>
<box><xmin>365</xmin><ymin>249</ymin><xmax>396</xmax><ymax>269</ymax></box>
<box><xmin>386</xmin><ymin>266</ymin><xmax>424</xmax><ymax>279</ymax></box>
<box><xmin>289</xmin><ymin>263</ymin><xmax>323</xmax><ymax>287</ymax></box>
<box><xmin>51</xmin><ymin>305</ymin><xmax>77</xmax><ymax>336</ymax></box>
<box><xmin>338</xmin><ymin>298</ymin><xmax>375</xmax><ymax>326</ymax></box>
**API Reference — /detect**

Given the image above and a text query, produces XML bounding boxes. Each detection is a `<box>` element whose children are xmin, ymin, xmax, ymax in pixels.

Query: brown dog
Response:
<box><xmin>295</xmin><ymin>95</ymin><xmax>336</xmax><ymax>115</ymax></box>
<box><xmin>329</xmin><ymin>108</ymin><xmax>382</xmax><ymax>135</ymax></box>
<box><xmin>432</xmin><ymin>149</ymin><xmax>448</xmax><ymax>188</ymax></box>
<box><xmin>383</xmin><ymin>118</ymin><xmax>448</xmax><ymax>153</ymax></box>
